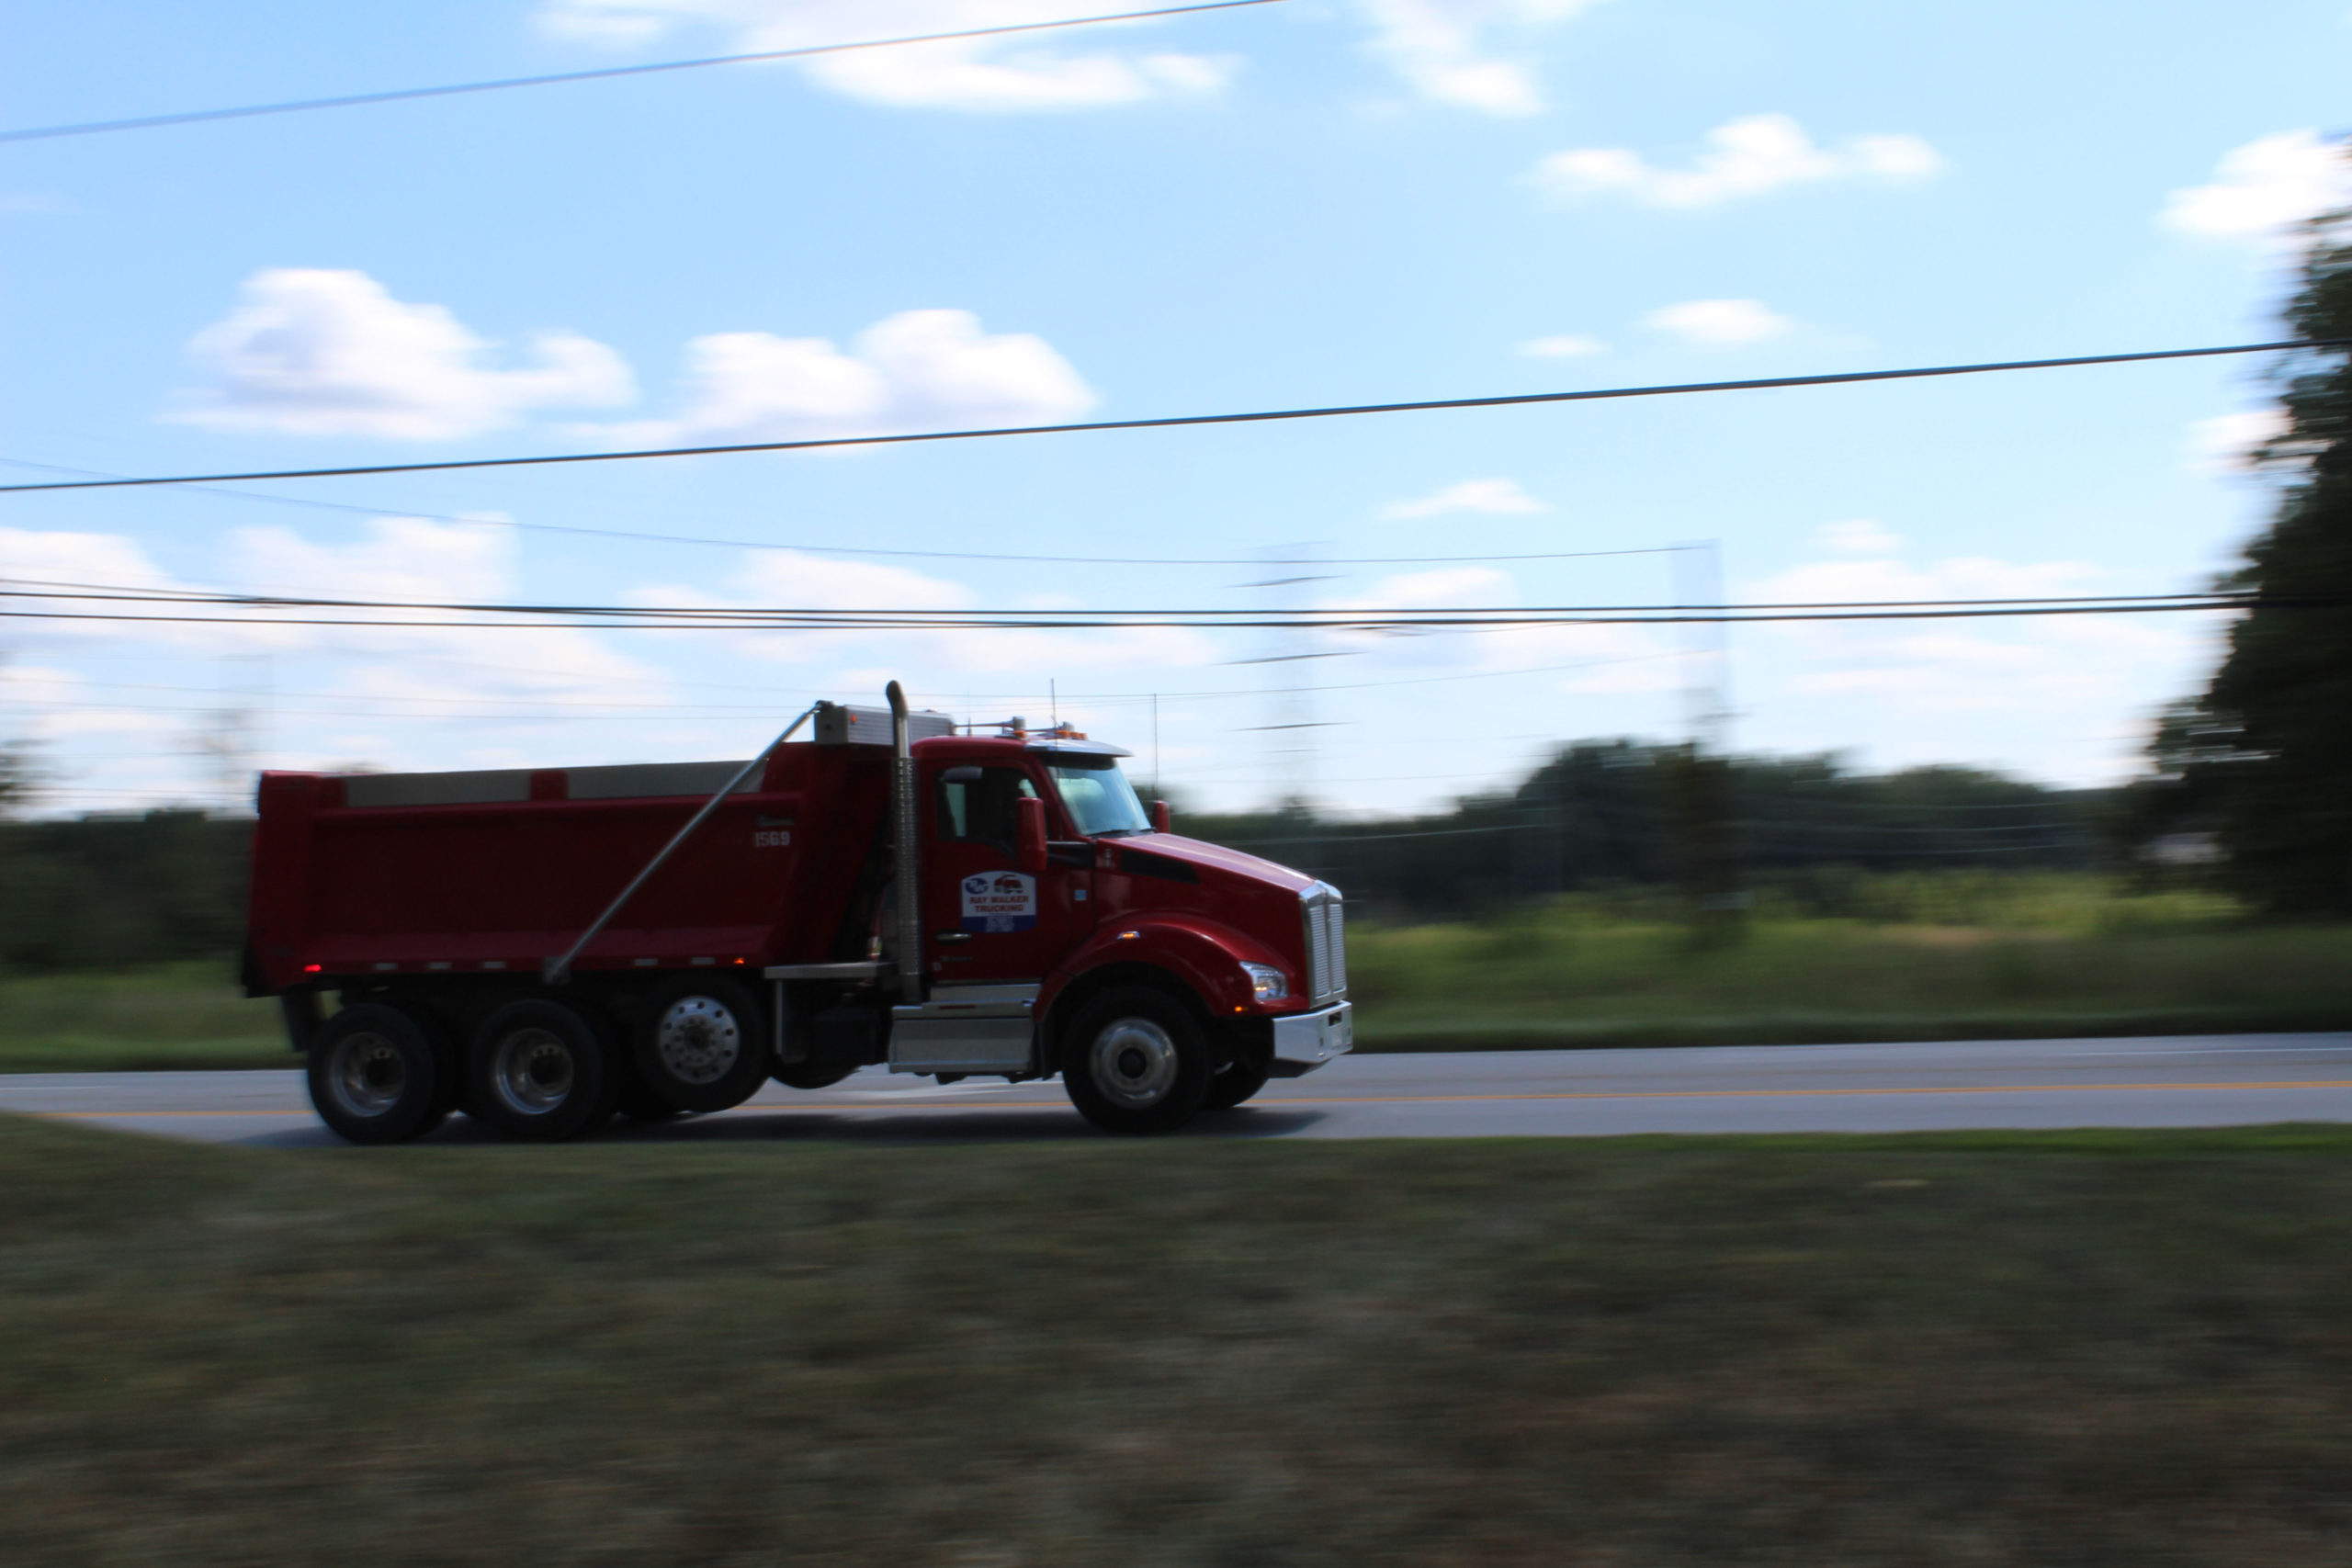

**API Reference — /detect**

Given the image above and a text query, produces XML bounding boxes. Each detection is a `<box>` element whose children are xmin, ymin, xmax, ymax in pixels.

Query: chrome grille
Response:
<box><xmin>1301</xmin><ymin>883</ymin><xmax>1347</xmax><ymax>1002</ymax></box>
<box><xmin>1327</xmin><ymin>897</ymin><xmax>1345</xmax><ymax>993</ymax></box>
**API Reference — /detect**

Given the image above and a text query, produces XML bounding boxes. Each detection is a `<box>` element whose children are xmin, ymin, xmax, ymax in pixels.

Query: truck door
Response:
<box><xmin>922</xmin><ymin>762</ymin><xmax>1088</xmax><ymax>985</ymax></box>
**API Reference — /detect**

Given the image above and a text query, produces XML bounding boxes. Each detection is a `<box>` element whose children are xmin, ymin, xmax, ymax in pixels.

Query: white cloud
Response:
<box><xmin>540</xmin><ymin>0</ymin><xmax>1614</xmax><ymax>116</ymax></box>
<box><xmin>1</xmin><ymin>518</ymin><xmax>662</xmax><ymax>702</ymax></box>
<box><xmin>1643</xmin><ymin>298</ymin><xmax>1794</xmax><ymax>346</ymax></box>
<box><xmin>1517</xmin><ymin>333</ymin><xmax>1607</xmax><ymax>358</ymax></box>
<box><xmin>1317</xmin><ymin>562</ymin><xmax>1674</xmax><ymax>688</ymax></box>
<box><xmin>1815</xmin><ymin>519</ymin><xmax>1905</xmax><ymax>555</ymax></box>
<box><xmin>0</xmin><ymin>525</ymin><xmax>177</xmax><ymax>597</ymax></box>
<box><xmin>1361</xmin><ymin>565</ymin><xmax>1517</xmax><ymax>604</ymax></box>
<box><xmin>170</xmin><ymin>270</ymin><xmax>633</xmax><ymax>441</ymax></box>
<box><xmin>2161</xmin><ymin>130</ymin><xmax>2349</xmax><ymax>240</ymax></box>
<box><xmin>1356</xmin><ymin>0</ymin><xmax>1604</xmax><ymax>117</ymax></box>
<box><xmin>2185</xmin><ymin>409</ymin><xmax>2290</xmax><ymax>476</ymax></box>
<box><xmin>537</xmin><ymin>0</ymin><xmax>1234</xmax><ymax>112</ymax></box>
<box><xmin>1736</xmin><ymin>552</ymin><xmax>2212</xmax><ymax>758</ymax></box>
<box><xmin>636</xmin><ymin>547</ymin><xmax>1214</xmax><ymax>680</ymax></box>
<box><xmin>605</xmin><ymin>308</ymin><xmax>1095</xmax><ymax>444</ymax></box>
<box><xmin>715</xmin><ymin>548</ymin><xmax>974</xmax><ymax>613</ymax></box>
<box><xmin>1378</xmin><ymin>478</ymin><xmax>1549</xmax><ymax>519</ymax></box>
<box><xmin>1532</xmin><ymin>113</ymin><xmax>1942</xmax><ymax>208</ymax></box>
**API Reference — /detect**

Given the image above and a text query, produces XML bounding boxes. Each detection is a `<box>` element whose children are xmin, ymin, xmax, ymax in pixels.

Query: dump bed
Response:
<box><xmin>244</xmin><ymin>743</ymin><xmax>896</xmax><ymax>993</ymax></box>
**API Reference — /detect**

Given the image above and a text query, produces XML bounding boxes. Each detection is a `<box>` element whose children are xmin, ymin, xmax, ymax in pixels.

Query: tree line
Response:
<box><xmin>1179</xmin><ymin>744</ymin><xmax>2118</xmax><ymax>922</ymax></box>
<box><xmin>2123</xmin><ymin>188</ymin><xmax>2352</xmax><ymax>916</ymax></box>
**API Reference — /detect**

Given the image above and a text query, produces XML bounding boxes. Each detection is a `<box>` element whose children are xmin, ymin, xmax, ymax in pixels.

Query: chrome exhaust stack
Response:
<box><xmin>886</xmin><ymin>681</ymin><xmax>925</xmax><ymax>1006</ymax></box>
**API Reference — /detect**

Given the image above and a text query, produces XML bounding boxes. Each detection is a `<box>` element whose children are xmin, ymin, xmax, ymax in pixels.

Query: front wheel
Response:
<box><xmin>1060</xmin><ymin>987</ymin><xmax>1215</xmax><ymax>1134</ymax></box>
<box><xmin>1203</xmin><ymin>1055</ymin><xmax>1272</xmax><ymax>1111</ymax></box>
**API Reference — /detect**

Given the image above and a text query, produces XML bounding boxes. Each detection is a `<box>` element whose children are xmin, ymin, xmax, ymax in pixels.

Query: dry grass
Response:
<box><xmin>6</xmin><ymin>1117</ymin><xmax>2352</xmax><ymax>1564</ymax></box>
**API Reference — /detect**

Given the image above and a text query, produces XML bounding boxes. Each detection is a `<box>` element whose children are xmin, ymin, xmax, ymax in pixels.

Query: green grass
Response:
<box><xmin>6</xmin><ymin>1118</ymin><xmax>2352</xmax><ymax>1564</ymax></box>
<box><xmin>1349</xmin><ymin>881</ymin><xmax>2352</xmax><ymax>1049</ymax></box>
<box><xmin>0</xmin><ymin>962</ymin><xmax>287</xmax><ymax>1071</ymax></box>
<box><xmin>5</xmin><ymin>876</ymin><xmax>2350</xmax><ymax>1070</ymax></box>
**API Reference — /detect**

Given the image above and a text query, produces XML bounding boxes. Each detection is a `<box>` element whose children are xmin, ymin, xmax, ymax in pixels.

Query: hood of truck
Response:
<box><xmin>1114</xmin><ymin>832</ymin><xmax>1317</xmax><ymax>894</ymax></box>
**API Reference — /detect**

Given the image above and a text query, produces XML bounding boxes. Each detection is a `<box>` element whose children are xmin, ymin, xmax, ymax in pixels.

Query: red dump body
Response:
<box><xmin>247</xmin><ymin>742</ymin><xmax>895</xmax><ymax>989</ymax></box>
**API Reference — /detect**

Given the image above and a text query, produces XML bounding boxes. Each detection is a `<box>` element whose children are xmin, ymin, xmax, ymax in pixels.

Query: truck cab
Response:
<box><xmin>246</xmin><ymin>687</ymin><xmax>1351</xmax><ymax>1143</ymax></box>
<box><xmin>865</xmin><ymin>725</ymin><xmax>1352</xmax><ymax>1131</ymax></box>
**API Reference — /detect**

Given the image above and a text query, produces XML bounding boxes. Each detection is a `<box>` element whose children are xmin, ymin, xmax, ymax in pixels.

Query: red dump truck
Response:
<box><xmin>243</xmin><ymin>684</ymin><xmax>1351</xmax><ymax>1143</ymax></box>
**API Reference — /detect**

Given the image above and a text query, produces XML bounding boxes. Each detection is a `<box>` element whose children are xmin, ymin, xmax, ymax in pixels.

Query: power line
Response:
<box><xmin>0</xmin><ymin>457</ymin><xmax>1677</xmax><ymax>569</ymax></box>
<box><xmin>0</xmin><ymin>579</ymin><xmax>2320</xmax><ymax>630</ymax></box>
<box><xmin>0</xmin><ymin>577</ymin><xmax>2270</xmax><ymax>614</ymax></box>
<box><xmin>0</xmin><ymin>1</ymin><xmax>1286</xmax><ymax>145</ymax></box>
<box><xmin>3</xmin><ymin>339</ymin><xmax>2338</xmax><ymax>497</ymax></box>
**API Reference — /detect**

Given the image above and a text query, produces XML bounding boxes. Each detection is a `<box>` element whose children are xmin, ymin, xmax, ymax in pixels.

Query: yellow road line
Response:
<box><xmin>17</xmin><ymin>1077</ymin><xmax>2352</xmax><ymax>1122</ymax></box>
<box><xmin>813</xmin><ymin>1078</ymin><xmax>2352</xmax><ymax>1110</ymax></box>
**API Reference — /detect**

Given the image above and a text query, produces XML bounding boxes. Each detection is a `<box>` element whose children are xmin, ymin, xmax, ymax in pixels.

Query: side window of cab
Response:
<box><xmin>935</xmin><ymin>766</ymin><xmax>1039</xmax><ymax>857</ymax></box>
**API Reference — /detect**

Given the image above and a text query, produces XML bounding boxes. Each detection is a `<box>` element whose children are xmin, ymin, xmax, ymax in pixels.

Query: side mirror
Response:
<box><xmin>1149</xmin><ymin>799</ymin><xmax>1172</xmax><ymax>834</ymax></box>
<box><xmin>1015</xmin><ymin>795</ymin><xmax>1048</xmax><ymax>875</ymax></box>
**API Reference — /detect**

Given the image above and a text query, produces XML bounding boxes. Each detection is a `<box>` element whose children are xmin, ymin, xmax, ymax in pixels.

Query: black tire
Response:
<box><xmin>773</xmin><ymin>1060</ymin><xmax>859</xmax><ymax>1090</ymax></box>
<box><xmin>470</xmin><ymin>998</ymin><xmax>615</xmax><ymax>1142</ymax></box>
<box><xmin>307</xmin><ymin>1003</ymin><xmax>446</xmax><ymax>1145</ymax></box>
<box><xmin>1060</xmin><ymin>986</ymin><xmax>1216</xmax><ymax>1134</ymax></box>
<box><xmin>633</xmin><ymin>977</ymin><xmax>770</xmax><ymax>1113</ymax></box>
<box><xmin>1203</xmin><ymin>1054</ymin><xmax>1272</xmax><ymax>1111</ymax></box>
<box><xmin>613</xmin><ymin>1072</ymin><xmax>684</xmax><ymax>1123</ymax></box>
<box><xmin>390</xmin><ymin>998</ymin><xmax>465</xmax><ymax>1132</ymax></box>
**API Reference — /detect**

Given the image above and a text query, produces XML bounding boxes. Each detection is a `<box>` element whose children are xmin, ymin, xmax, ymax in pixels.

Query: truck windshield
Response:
<box><xmin>1046</xmin><ymin>755</ymin><xmax>1151</xmax><ymax>836</ymax></box>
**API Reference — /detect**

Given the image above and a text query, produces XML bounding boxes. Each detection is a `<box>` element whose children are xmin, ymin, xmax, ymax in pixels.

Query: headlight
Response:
<box><xmin>1239</xmin><ymin>962</ymin><xmax>1288</xmax><ymax>1002</ymax></box>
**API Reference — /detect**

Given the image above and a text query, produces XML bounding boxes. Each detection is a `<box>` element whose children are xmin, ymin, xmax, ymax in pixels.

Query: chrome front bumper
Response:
<box><xmin>1271</xmin><ymin>1000</ymin><xmax>1352</xmax><ymax>1074</ymax></box>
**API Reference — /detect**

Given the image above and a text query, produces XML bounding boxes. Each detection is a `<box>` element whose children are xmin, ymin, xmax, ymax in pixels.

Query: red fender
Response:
<box><xmin>1040</xmin><ymin>913</ymin><xmax>1296</xmax><ymax>1031</ymax></box>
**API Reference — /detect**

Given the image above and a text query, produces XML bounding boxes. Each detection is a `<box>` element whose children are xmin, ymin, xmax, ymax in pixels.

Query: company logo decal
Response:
<box><xmin>959</xmin><ymin>870</ymin><xmax>1037</xmax><ymax>933</ymax></box>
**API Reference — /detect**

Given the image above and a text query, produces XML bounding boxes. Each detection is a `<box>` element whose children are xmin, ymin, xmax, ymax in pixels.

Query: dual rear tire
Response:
<box><xmin>308</xmin><ymin>977</ymin><xmax>771</xmax><ymax>1145</ymax></box>
<box><xmin>307</xmin><ymin>1003</ymin><xmax>453</xmax><ymax>1145</ymax></box>
<box><xmin>470</xmin><ymin>998</ymin><xmax>616</xmax><ymax>1141</ymax></box>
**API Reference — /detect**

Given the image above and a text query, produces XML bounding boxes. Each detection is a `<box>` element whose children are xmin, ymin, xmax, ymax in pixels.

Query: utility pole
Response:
<box><xmin>1670</xmin><ymin>542</ymin><xmax>1744</xmax><ymax>942</ymax></box>
<box><xmin>1244</xmin><ymin>544</ymin><xmax>1335</xmax><ymax>815</ymax></box>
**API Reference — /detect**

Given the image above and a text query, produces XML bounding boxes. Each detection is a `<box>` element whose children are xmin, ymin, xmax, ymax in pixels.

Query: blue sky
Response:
<box><xmin>2</xmin><ymin>0</ymin><xmax>2347</xmax><ymax>816</ymax></box>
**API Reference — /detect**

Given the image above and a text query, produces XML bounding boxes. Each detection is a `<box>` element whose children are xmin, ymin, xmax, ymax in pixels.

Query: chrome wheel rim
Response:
<box><xmin>327</xmin><ymin>1031</ymin><xmax>406</xmax><ymax>1118</ymax></box>
<box><xmin>492</xmin><ymin>1027</ymin><xmax>575</xmax><ymax>1115</ymax></box>
<box><xmin>1090</xmin><ymin>1018</ymin><xmax>1178</xmax><ymax>1109</ymax></box>
<box><xmin>656</xmin><ymin>997</ymin><xmax>741</xmax><ymax>1086</ymax></box>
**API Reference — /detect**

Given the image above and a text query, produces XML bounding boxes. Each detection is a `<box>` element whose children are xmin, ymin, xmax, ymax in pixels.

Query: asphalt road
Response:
<box><xmin>6</xmin><ymin>1032</ymin><xmax>2352</xmax><ymax>1146</ymax></box>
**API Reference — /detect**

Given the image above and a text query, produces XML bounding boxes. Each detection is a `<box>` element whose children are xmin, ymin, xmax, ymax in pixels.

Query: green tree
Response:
<box><xmin>2161</xmin><ymin>192</ymin><xmax>2352</xmax><ymax>913</ymax></box>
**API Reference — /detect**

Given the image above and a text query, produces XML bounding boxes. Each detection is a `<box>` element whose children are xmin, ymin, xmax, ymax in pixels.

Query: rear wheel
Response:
<box><xmin>470</xmin><ymin>998</ymin><xmax>614</xmax><ymax>1141</ymax></box>
<box><xmin>1060</xmin><ymin>987</ymin><xmax>1215</xmax><ymax>1134</ymax></box>
<box><xmin>307</xmin><ymin>1003</ymin><xmax>445</xmax><ymax>1145</ymax></box>
<box><xmin>1203</xmin><ymin>1055</ymin><xmax>1272</xmax><ymax>1111</ymax></box>
<box><xmin>633</xmin><ymin>978</ymin><xmax>769</xmax><ymax>1113</ymax></box>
